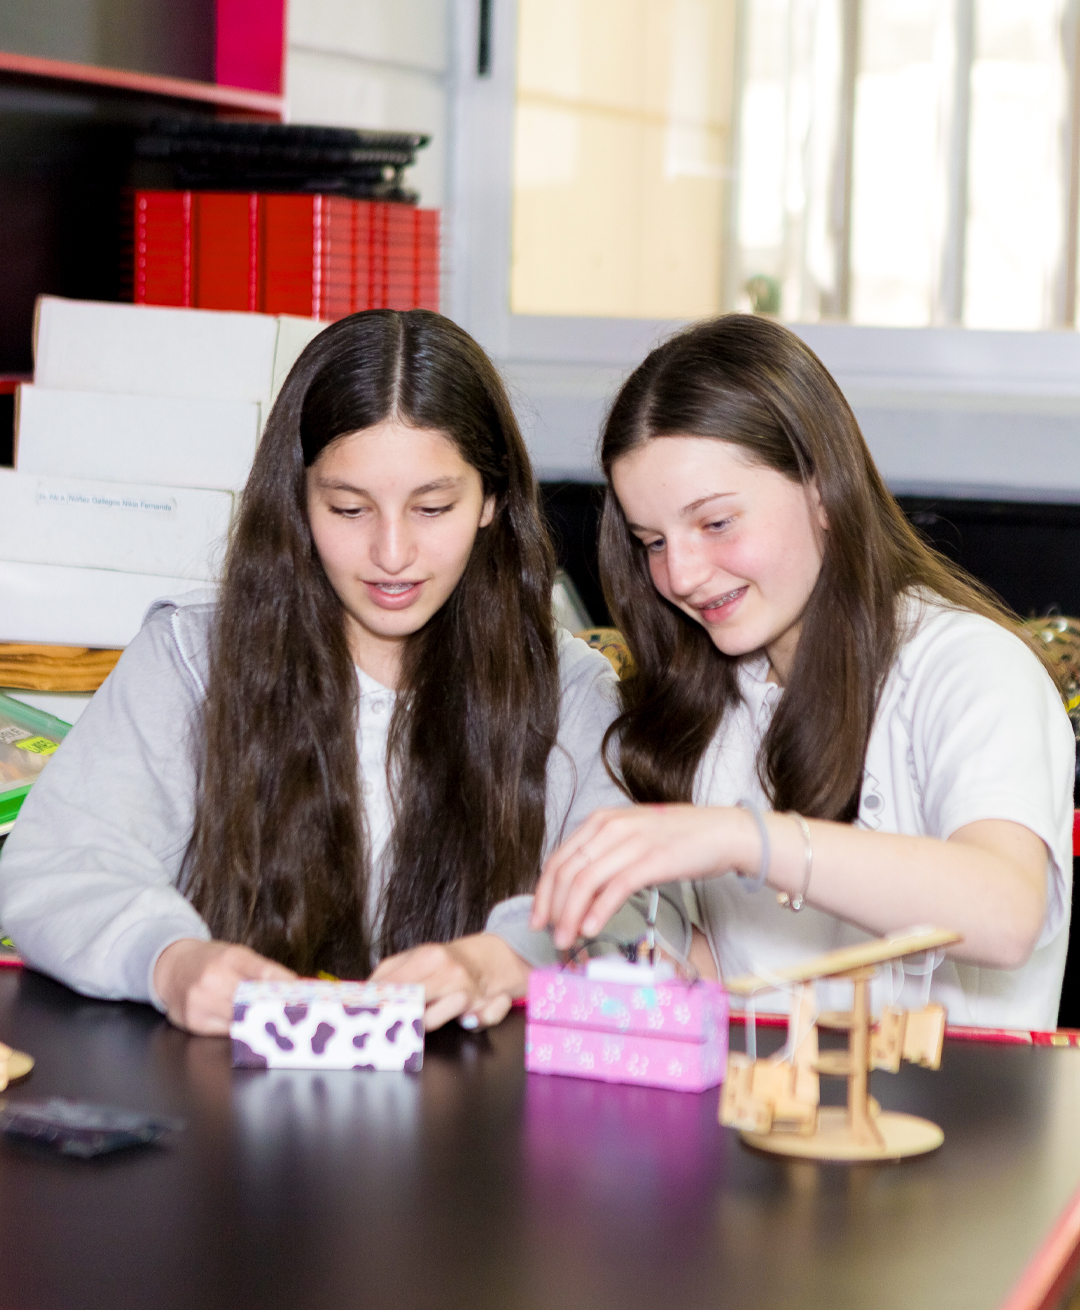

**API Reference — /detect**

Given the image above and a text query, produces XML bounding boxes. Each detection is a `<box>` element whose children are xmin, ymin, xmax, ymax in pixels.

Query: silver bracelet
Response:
<box><xmin>735</xmin><ymin>800</ymin><xmax>769</xmax><ymax>893</ymax></box>
<box><xmin>777</xmin><ymin>812</ymin><xmax>813</xmax><ymax>912</ymax></box>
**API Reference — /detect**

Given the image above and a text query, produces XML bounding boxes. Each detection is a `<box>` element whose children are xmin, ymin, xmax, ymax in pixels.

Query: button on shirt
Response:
<box><xmin>691</xmin><ymin>596</ymin><xmax>1075</xmax><ymax>1030</ymax></box>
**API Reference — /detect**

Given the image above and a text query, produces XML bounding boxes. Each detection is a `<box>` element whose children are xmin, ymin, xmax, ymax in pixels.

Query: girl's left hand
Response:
<box><xmin>531</xmin><ymin>804</ymin><xmax>754</xmax><ymax>949</ymax></box>
<box><xmin>370</xmin><ymin>932</ymin><xmax>532</xmax><ymax>1031</ymax></box>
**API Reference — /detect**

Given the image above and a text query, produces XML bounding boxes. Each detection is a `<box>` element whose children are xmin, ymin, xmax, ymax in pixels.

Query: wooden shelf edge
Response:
<box><xmin>0</xmin><ymin>49</ymin><xmax>285</xmax><ymax>117</ymax></box>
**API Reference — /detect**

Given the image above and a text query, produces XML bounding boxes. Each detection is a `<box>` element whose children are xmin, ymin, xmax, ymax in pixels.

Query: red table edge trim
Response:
<box><xmin>999</xmin><ymin>1180</ymin><xmax>1080</xmax><ymax>1310</ymax></box>
<box><xmin>727</xmin><ymin>1011</ymin><xmax>1080</xmax><ymax>1046</ymax></box>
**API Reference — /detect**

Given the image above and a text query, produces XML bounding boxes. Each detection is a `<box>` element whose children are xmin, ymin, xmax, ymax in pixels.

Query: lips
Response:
<box><xmin>697</xmin><ymin>586</ymin><xmax>747</xmax><ymax>622</ymax></box>
<box><xmin>364</xmin><ymin>580</ymin><xmax>424</xmax><ymax>610</ymax></box>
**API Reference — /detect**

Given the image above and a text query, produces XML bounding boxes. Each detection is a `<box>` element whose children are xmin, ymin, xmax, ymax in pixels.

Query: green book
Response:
<box><xmin>0</xmin><ymin>691</ymin><xmax>71</xmax><ymax>837</ymax></box>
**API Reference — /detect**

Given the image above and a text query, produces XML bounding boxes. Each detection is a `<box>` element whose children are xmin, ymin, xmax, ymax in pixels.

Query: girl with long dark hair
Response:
<box><xmin>533</xmin><ymin>314</ymin><xmax>1074</xmax><ymax>1029</ymax></box>
<box><xmin>0</xmin><ymin>310</ymin><xmax>687</xmax><ymax>1034</ymax></box>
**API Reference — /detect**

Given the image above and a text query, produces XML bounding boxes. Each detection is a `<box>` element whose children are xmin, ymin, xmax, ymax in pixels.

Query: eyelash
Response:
<box><xmin>329</xmin><ymin>503</ymin><xmax>456</xmax><ymax>519</ymax></box>
<box><xmin>640</xmin><ymin>518</ymin><xmax>732</xmax><ymax>552</ymax></box>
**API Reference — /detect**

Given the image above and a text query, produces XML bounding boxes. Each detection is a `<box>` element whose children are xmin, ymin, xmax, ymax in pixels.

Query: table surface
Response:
<box><xmin>2</xmin><ymin>968</ymin><xmax>1080</xmax><ymax>1310</ymax></box>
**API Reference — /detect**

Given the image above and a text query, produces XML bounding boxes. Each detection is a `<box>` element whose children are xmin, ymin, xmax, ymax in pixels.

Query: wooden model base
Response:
<box><xmin>0</xmin><ymin>1044</ymin><xmax>34</xmax><ymax>1091</ymax></box>
<box><xmin>741</xmin><ymin>1106</ymin><xmax>944</xmax><ymax>1162</ymax></box>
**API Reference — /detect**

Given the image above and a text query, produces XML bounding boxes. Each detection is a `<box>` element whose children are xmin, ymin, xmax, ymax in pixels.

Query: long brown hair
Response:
<box><xmin>600</xmin><ymin>313</ymin><xmax>1026</xmax><ymax>821</ymax></box>
<box><xmin>182</xmin><ymin>309</ymin><xmax>559</xmax><ymax>975</ymax></box>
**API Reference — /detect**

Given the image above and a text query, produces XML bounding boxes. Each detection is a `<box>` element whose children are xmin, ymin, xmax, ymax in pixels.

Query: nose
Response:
<box><xmin>370</xmin><ymin>512</ymin><xmax>418</xmax><ymax>575</ymax></box>
<box><xmin>661</xmin><ymin>535</ymin><xmax>711</xmax><ymax>599</ymax></box>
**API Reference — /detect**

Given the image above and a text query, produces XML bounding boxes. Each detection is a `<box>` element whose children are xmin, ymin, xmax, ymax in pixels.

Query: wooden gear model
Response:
<box><xmin>719</xmin><ymin>928</ymin><xmax>962</xmax><ymax>1161</ymax></box>
<box><xmin>0</xmin><ymin>1040</ymin><xmax>33</xmax><ymax>1092</ymax></box>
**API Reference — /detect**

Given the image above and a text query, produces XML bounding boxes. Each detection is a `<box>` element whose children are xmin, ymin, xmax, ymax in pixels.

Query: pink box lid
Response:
<box><xmin>526</xmin><ymin>965</ymin><xmax>728</xmax><ymax>1044</ymax></box>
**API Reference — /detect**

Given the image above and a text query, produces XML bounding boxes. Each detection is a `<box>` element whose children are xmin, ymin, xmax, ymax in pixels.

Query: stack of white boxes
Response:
<box><xmin>3</xmin><ymin>297</ymin><xmax>325</xmax><ymax>649</ymax></box>
<box><xmin>2</xmin><ymin>297</ymin><xmax>324</xmax><ymax>720</ymax></box>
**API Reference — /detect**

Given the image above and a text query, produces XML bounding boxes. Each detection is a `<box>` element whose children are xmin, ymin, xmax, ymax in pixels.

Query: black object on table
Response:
<box><xmin>2</xmin><ymin>966</ymin><xmax>1080</xmax><ymax>1310</ymax></box>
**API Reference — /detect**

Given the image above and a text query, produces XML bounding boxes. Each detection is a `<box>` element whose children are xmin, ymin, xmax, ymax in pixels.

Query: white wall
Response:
<box><xmin>284</xmin><ymin>0</ymin><xmax>450</xmax><ymax>208</ymax></box>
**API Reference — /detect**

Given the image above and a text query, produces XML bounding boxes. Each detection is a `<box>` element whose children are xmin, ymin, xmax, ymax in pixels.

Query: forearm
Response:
<box><xmin>743</xmin><ymin>811</ymin><xmax>1047</xmax><ymax>969</ymax></box>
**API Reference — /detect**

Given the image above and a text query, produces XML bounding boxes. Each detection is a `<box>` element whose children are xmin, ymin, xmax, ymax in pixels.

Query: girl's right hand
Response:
<box><xmin>531</xmin><ymin>803</ymin><xmax>758</xmax><ymax>949</ymax></box>
<box><xmin>153</xmin><ymin>938</ymin><xmax>296</xmax><ymax>1036</ymax></box>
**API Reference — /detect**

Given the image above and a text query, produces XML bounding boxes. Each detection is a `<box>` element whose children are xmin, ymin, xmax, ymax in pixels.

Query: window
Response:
<box><xmin>510</xmin><ymin>0</ymin><xmax>737</xmax><ymax>319</ymax></box>
<box><xmin>448</xmin><ymin>0</ymin><xmax>1080</xmax><ymax>490</ymax></box>
<box><xmin>735</xmin><ymin>0</ymin><xmax>1080</xmax><ymax>329</ymax></box>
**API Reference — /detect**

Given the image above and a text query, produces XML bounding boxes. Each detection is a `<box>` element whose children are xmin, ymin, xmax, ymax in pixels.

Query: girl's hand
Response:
<box><xmin>154</xmin><ymin>938</ymin><xmax>296</xmax><ymax>1036</ymax></box>
<box><xmin>370</xmin><ymin>932</ymin><xmax>532</xmax><ymax>1031</ymax></box>
<box><xmin>531</xmin><ymin>804</ymin><xmax>757</xmax><ymax>949</ymax></box>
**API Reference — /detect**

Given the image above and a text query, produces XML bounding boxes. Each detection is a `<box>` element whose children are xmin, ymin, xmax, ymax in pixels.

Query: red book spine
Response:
<box><xmin>384</xmin><ymin>202</ymin><xmax>415</xmax><ymax>311</ymax></box>
<box><xmin>133</xmin><ymin>190</ymin><xmax>193</xmax><ymax>307</ymax></box>
<box><xmin>353</xmin><ymin>200</ymin><xmax>372</xmax><ymax>313</ymax></box>
<box><xmin>369</xmin><ymin>202</ymin><xmax>388</xmax><ymax>310</ymax></box>
<box><xmin>415</xmin><ymin>207</ymin><xmax>440</xmax><ymax>312</ymax></box>
<box><xmin>321</xmin><ymin>197</ymin><xmax>356</xmax><ymax>322</ymax></box>
<box><xmin>194</xmin><ymin>192</ymin><xmax>259</xmax><ymax>313</ymax></box>
<box><xmin>259</xmin><ymin>194</ymin><xmax>323</xmax><ymax>318</ymax></box>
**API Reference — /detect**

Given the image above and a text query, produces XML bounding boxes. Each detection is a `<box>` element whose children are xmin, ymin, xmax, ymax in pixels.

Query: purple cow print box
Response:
<box><xmin>230</xmin><ymin>980</ymin><xmax>425</xmax><ymax>1072</ymax></box>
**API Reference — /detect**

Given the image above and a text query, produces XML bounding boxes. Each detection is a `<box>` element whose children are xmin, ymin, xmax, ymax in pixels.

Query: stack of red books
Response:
<box><xmin>130</xmin><ymin>190</ymin><xmax>441</xmax><ymax>319</ymax></box>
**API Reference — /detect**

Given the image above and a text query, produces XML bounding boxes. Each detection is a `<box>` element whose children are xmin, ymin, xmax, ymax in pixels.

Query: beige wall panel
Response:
<box><xmin>512</xmin><ymin>0</ymin><xmax>736</xmax><ymax>319</ymax></box>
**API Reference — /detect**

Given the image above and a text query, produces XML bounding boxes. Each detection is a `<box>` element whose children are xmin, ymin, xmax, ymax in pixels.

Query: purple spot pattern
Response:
<box><xmin>265</xmin><ymin>1021</ymin><xmax>294</xmax><ymax>1051</ymax></box>
<box><xmin>353</xmin><ymin>1064</ymin><xmax>376</xmax><ymax>1072</ymax></box>
<box><xmin>311</xmin><ymin>1022</ymin><xmax>335</xmax><ymax>1055</ymax></box>
<box><xmin>230</xmin><ymin>981</ymin><xmax>425</xmax><ymax>1069</ymax></box>
<box><xmin>403</xmin><ymin>1051</ymin><xmax>423</xmax><ymax>1073</ymax></box>
<box><xmin>231</xmin><ymin>1039</ymin><xmax>268</xmax><ymax>1068</ymax></box>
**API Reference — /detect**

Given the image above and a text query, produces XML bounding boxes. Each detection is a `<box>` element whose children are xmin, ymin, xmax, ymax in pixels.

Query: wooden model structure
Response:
<box><xmin>0</xmin><ymin>1040</ymin><xmax>33</xmax><ymax>1092</ymax></box>
<box><xmin>720</xmin><ymin>927</ymin><xmax>961</xmax><ymax>1162</ymax></box>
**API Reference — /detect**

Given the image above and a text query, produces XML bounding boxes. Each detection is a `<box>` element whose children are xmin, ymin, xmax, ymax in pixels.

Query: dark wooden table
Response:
<box><xmin>2</xmin><ymin>966</ymin><xmax>1080</xmax><ymax>1310</ymax></box>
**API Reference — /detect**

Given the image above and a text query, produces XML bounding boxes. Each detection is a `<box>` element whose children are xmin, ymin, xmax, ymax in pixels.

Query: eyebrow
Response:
<box><xmin>314</xmin><ymin>475</ymin><xmax>465</xmax><ymax>496</ymax></box>
<box><xmin>625</xmin><ymin>491</ymin><xmax>735</xmax><ymax>532</ymax></box>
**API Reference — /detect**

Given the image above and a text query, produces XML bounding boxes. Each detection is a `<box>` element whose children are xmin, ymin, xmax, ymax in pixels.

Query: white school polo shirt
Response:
<box><xmin>354</xmin><ymin>666</ymin><xmax>396</xmax><ymax>944</ymax></box>
<box><xmin>691</xmin><ymin>596</ymin><xmax>1076</xmax><ymax>1030</ymax></box>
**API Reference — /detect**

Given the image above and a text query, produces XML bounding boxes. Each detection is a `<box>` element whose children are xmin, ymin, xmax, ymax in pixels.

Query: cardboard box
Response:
<box><xmin>231</xmin><ymin>979</ymin><xmax>425</xmax><ymax>1071</ymax></box>
<box><xmin>525</xmin><ymin>964</ymin><xmax>728</xmax><ymax>1092</ymax></box>
<box><xmin>0</xmin><ymin>470</ymin><xmax>233</xmax><ymax>581</ymax></box>
<box><xmin>0</xmin><ymin>561</ymin><xmax>200</xmax><ymax>647</ymax></box>
<box><xmin>33</xmin><ymin>296</ymin><xmax>278</xmax><ymax>405</ymax></box>
<box><xmin>15</xmin><ymin>385</ymin><xmax>259</xmax><ymax>493</ymax></box>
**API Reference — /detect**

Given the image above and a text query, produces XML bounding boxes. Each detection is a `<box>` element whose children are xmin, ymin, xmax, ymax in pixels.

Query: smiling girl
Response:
<box><xmin>533</xmin><ymin>314</ymin><xmax>1074</xmax><ymax>1029</ymax></box>
<box><xmin>0</xmin><ymin>310</ymin><xmax>686</xmax><ymax>1034</ymax></box>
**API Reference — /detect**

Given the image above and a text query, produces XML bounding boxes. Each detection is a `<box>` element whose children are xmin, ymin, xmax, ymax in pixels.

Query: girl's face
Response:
<box><xmin>611</xmin><ymin>435</ymin><xmax>827</xmax><ymax>683</ymax></box>
<box><xmin>307</xmin><ymin>421</ymin><xmax>495</xmax><ymax>683</ymax></box>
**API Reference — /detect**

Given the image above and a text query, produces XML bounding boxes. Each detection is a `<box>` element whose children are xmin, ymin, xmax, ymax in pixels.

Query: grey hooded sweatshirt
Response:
<box><xmin>0</xmin><ymin>594</ymin><xmax>689</xmax><ymax>1009</ymax></box>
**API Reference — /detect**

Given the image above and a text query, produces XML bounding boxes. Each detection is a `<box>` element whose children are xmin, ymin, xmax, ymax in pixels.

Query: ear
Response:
<box><xmin>808</xmin><ymin>478</ymin><xmax>829</xmax><ymax>531</ymax></box>
<box><xmin>479</xmin><ymin>493</ymin><xmax>497</xmax><ymax>529</ymax></box>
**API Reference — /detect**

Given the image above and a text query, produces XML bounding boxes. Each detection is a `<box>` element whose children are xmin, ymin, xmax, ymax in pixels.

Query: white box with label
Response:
<box><xmin>0</xmin><ymin>470</ymin><xmax>233</xmax><ymax>581</ymax></box>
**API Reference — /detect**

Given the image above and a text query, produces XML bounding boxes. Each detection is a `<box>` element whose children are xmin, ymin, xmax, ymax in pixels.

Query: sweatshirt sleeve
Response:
<box><xmin>485</xmin><ymin>630</ymin><xmax>692</xmax><ymax>967</ymax></box>
<box><xmin>0</xmin><ymin>605</ymin><xmax>213</xmax><ymax>1008</ymax></box>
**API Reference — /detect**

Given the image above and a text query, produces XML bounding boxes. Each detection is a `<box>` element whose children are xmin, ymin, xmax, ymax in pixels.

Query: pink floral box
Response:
<box><xmin>524</xmin><ymin>967</ymin><xmax>728</xmax><ymax>1092</ymax></box>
